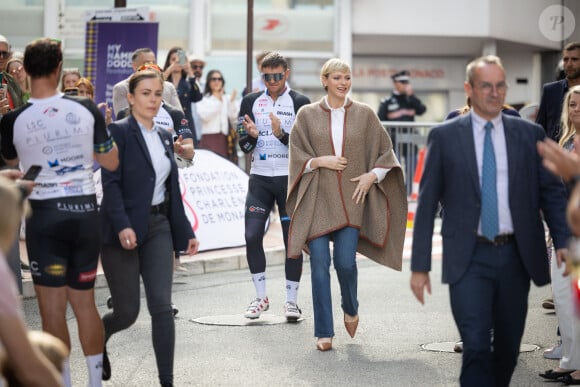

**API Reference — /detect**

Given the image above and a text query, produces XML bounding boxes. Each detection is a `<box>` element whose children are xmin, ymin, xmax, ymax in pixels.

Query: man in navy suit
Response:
<box><xmin>410</xmin><ymin>55</ymin><xmax>571</xmax><ymax>387</ymax></box>
<box><xmin>536</xmin><ymin>41</ymin><xmax>580</xmax><ymax>141</ymax></box>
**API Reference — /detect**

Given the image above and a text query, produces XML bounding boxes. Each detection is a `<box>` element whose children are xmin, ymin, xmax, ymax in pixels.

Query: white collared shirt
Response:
<box><xmin>137</xmin><ymin>122</ymin><xmax>171</xmax><ymax>206</ymax></box>
<box><xmin>471</xmin><ymin>111</ymin><xmax>513</xmax><ymax>235</ymax></box>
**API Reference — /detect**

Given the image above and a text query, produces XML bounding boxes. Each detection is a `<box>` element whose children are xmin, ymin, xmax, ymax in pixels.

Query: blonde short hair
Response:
<box><xmin>320</xmin><ymin>58</ymin><xmax>351</xmax><ymax>91</ymax></box>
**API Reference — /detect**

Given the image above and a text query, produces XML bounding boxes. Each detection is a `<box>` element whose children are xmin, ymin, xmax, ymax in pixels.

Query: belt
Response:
<box><xmin>150</xmin><ymin>201</ymin><xmax>168</xmax><ymax>215</ymax></box>
<box><xmin>476</xmin><ymin>234</ymin><xmax>515</xmax><ymax>246</ymax></box>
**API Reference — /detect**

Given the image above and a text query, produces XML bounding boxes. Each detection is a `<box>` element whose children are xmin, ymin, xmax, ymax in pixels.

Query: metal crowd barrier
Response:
<box><xmin>381</xmin><ymin>121</ymin><xmax>439</xmax><ymax>195</ymax></box>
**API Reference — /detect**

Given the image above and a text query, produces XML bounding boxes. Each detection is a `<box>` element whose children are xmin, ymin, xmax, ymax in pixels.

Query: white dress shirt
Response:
<box><xmin>138</xmin><ymin>122</ymin><xmax>171</xmax><ymax>206</ymax></box>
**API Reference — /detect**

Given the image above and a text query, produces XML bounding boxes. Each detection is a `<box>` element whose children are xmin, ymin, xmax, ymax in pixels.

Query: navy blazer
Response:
<box><xmin>536</xmin><ymin>79</ymin><xmax>568</xmax><ymax>141</ymax></box>
<box><xmin>100</xmin><ymin>116</ymin><xmax>195</xmax><ymax>251</ymax></box>
<box><xmin>411</xmin><ymin>113</ymin><xmax>570</xmax><ymax>286</ymax></box>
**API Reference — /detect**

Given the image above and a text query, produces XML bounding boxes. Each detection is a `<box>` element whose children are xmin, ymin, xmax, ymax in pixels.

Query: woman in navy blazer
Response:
<box><xmin>99</xmin><ymin>69</ymin><xmax>199</xmax><ymax>387</ymax></box>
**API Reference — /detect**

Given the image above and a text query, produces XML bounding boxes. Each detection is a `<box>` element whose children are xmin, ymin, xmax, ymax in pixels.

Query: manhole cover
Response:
<box><xmin>421</xmin><ymin>342</ymin><xmax>539</xmax><ymax>353</ymax></box>
<box><xmin>190</xmin><ymin>314</ymin><xmax>304</xmax><ymax>326</ymax></box>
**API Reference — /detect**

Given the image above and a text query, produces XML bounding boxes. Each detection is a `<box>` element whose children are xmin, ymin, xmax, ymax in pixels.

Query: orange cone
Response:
<box><xmin>407</xmin><ymin>147</ymin><xmax>426</xmax><ymax>229</ymax></box>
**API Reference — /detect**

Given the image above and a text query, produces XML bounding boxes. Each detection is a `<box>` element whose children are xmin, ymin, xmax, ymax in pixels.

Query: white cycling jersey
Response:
<box><xmin>0</xmin><ymin>93</ymin><xmax>113</xmax><ymax>200</ymax></box>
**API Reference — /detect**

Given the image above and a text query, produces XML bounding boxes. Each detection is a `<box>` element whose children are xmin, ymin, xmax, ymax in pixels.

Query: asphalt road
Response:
<box><xmin>20</xmin><ymin>254</ymin><xmax>558</xmax><ymax>386</ymax></box>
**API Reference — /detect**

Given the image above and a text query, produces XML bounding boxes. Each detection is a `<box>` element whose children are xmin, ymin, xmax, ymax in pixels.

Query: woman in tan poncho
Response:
<box><xmin>287</xmin><ymin>58</ymin><xmax>407</xmax><ymax>351</ymax></box>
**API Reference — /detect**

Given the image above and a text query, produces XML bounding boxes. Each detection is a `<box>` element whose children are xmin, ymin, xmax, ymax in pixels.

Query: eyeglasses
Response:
<box><xmin>10</xmin><ymin>65</ymin><xmax>23</xmax><ymax>75</ymax></box>
<box><xmin>0</xmin><ymin>51</ymin><xmax>11</xmax><ymax>59</ymax></box>
<box><xmin>262</xmin><ymin>72</ymin><xmax>285</xmax><ymax>82</ymax></box>
<box><xmin>474</xmin><ymin>81</ymin><xmax>508</xmax><ymax>94</ymax></box>
<box><xmin>210</xmin><ymin>77</ymin><xmax>223</xmax><ymax>82</ymax></box>
<box><xmin>191</xmin><ymin>64</ymin><xmax>204</xmax><ymax>70</ymax></box>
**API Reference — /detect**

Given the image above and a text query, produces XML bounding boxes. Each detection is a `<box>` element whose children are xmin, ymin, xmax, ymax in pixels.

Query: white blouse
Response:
<box><xmin>196</xmin><ymin>94</ymin><xmax>238</xmax><ymax>136</ymax></box>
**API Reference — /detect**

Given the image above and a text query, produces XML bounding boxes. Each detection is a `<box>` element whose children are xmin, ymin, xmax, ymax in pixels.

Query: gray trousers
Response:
<box><xmin>101</xmin><ymin>213</ymin><xmax>175</xmax><ymax>385</ymax></box>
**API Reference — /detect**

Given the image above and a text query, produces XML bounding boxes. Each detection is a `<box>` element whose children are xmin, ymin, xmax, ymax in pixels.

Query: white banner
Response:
<box><xmin>94</xmin><ymin>150</ymin><xmax>248</xmax><ymax>252</ymax></box>
<box><xmin>178</xmin><ymin>150</ymin><xmax>248</xmax><ymax>251</ymax></box>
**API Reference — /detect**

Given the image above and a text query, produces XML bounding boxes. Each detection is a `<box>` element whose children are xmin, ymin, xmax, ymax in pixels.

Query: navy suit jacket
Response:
<box><xmin>100</xmin><ymin>116</ymin><xmax>195</xmax><ymax>251</ymax></box>
<box><xmin>536</xmin><ymin>79</ymin><xmax>568</xmax><ymax>141</ymax></box>
<box><xmin>411</xmin><ymin>113</ymin><xmax>570</xmax><ymax>286</ymax></box>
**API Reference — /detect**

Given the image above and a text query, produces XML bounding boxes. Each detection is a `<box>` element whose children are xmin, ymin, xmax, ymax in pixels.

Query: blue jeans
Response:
<box><xmin>308</xmin><ymin>226</ymin><xmax>359</xmax><ymax>338</ymax></box>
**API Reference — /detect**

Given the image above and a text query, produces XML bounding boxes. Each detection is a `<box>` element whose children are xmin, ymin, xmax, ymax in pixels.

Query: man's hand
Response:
<box><xmin>410</xmin><ymin>271</ymin><xmax>431</xmax><ymax>305</ymax></box>
<box><xmin>241</xmin><ymin>114</ymin><xmax>259</xmax><ymax>138</ymax></box>
<box><xmin>537</xmin><ymin>138</ymin><xmax>580</xmax><ymax>181</ymax></box>
<box><xmin>269</xmin><ymin>112</ymin><xmax>282</xmax><ymax>139</ymax></box>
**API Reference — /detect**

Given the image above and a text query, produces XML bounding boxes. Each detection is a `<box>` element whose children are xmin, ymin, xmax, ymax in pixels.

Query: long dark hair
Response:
<box><xmin>162</xmin><ymin>47</ymin><xmax>187</xmax><ymax>82</ymax></box>
<box><xmin>203</xmin><ymin>70</ymin><xmax>225</xmax><ymax>96</ymax></box>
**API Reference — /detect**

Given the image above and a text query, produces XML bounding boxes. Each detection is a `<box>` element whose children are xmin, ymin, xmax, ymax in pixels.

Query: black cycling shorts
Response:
<box><xmin>26</xmin><ymin>195</ymin><xmax>101</xmax><ymax>290</ymax></box>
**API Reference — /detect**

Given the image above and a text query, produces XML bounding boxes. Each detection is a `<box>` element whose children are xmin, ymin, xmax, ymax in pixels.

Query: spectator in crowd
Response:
<box><xmin>197</xmin><ymin>69</ymin><xmax>238</xmax><ymax>159</ymax></box>
<box><xmin>0</xmin><ymin>38</ymin><xmax>119</xmax><ymax>387</ymax></box>
<box><xmin>410</xmin><ymin>55</ymin><xmax>570</xmax><ymax>387</ymax></box>
<box><xmin>287</xmin><ymin>58</ymin><xmax>407</xmax><ymax>351</ymax></box>
<box><xmin>539</xmin><ymin>85</ymin><xmax>580</xmax><ymax>385</ymax></box>
<box><xmin>242</xmin><ymin>50</ymin><xmax>271</xmax><ymax>97</ymax></box>
<box><xmin>59</xmin><ymin>68</ymin><xmax>81</xmax><ymax>92</ymax></box>
<box><xmin>76</xmin><ymin>77</ymin><xmax>112</xmax><ymax>126</ymax></box>
<box><xmin>0</xmin><ymin>175</ymin><xmax>64</xmax><ymax>387</ymax></box>
<box><xmin>5</xmin><ymin>55</ymin><xmax>30</xmax><ymax>103</ymax></box>
<box><xmin>188</xmin><ymin>54</ymin><xmax>206</xmax><ymax>144</ymax></box>
<box><xmin>238</xmin><ymin>52</ymin><xmax>310</xmax><ymax>321</ymax></box>
<box><xmin>112</xmin><ymin>48</ymin><xmax>181</xmax><ymax>116</ymax></box>
<box><xmin>0</xmin><ymin>34</ymin><xmax>24</xmax><ymax>114</ymax></box>
<box><xmin>537</xmin><ymin>41</ymin><xmax>580</xmax><ymax>142</ymax></box>
<box><xmin>0</xmin><ymin>35</ymin><xmax>27</xmax><ymax>294</ymax></box>
<box><xmin>162</xmin><ymin>47</ymin><xmax>203</xmax><ymax>145</ymax></box>
<box><xmin>535</xmin><ymin>41</ymin><xmax>580</xmax><ymax>355</ymax></box>
<box><xmin>99</xmin><ymin>69</ymin><xmax>199</xmax><ymax>387</ymax></box>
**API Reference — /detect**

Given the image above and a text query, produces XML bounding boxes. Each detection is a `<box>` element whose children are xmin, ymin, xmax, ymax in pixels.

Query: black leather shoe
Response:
<box><xmin>102</xmin><ymin>345</ymin><xmax>111</xmax><ymax>381</ymax></box>
<box><xmin>562</xmin><ymin>374</ymin><xmax>580</xmax><ymax>385</ymax></box>
<box><xmin>539</xmin><ymin>369</ymin><xmax>573</xmax><ymax>380</ymax></box>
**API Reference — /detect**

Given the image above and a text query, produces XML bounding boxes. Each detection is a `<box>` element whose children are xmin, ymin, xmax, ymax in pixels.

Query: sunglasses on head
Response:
<box><xmin>0</xmin><ymin>51</ymin><xmax>11</xmax><ymax>59</ymax></box>
<box><xmin>137</xmin><ymin>63</ymin><xmax>163</xmax><ymax>73</ymax></box>
<box><xmin>262</xmin><ymin>72</ymin><xmax>285</xmax><ymax>82</ymax></box>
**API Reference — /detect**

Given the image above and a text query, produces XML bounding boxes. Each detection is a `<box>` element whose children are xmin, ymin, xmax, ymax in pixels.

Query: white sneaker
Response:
<box><xmin>244</xmin><ymin>297</ymin><xmax>269</xmax><ymax>319</ymax></box>
<box><xmin>544</xmin><ymin>341</ymin><xmax>562</xmax><ymax>359</ymax></box>
<box><xmin>284</xmin><ymin>302</ymin><xmax>302</xmax><ymax>322</ymax></box>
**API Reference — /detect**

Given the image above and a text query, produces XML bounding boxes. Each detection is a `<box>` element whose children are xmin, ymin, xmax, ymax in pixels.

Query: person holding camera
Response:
<box><xmin>162</xmin><ymin>47</ymin><xmax>203</xmax><ymax>146</ymax></box>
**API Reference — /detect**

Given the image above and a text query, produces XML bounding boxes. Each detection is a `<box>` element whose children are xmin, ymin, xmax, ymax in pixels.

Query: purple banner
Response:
<box><xmin>84</xmin><ymin>22</ymin><xmax>158</xmax><ymax>115</ymax></box>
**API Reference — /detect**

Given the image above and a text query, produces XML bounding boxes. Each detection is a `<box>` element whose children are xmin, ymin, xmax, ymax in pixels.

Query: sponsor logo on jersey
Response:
<box><xmin>78</xmin><ymin>269</ymin><xmax>97</xmax><ymax>283</ymax></box>
<box><xmin>276</xmin><ymin>111</ymin><xmax>292</xmax><ymax>116</ymax></box>
<box><xmin>48</xmin><ymin>159</ymin><xmax>59</xmax><ymax>167</ymax></box>
<box><xmin>267</xmin><ymin>153</ymin><xmax>288</xmax><ymax>159</ymax></box>
<box><xmin>59</xmin><ymin>154</ymin><xmax>84</xmax><ymax>162</ymax></box>
<box><xmin>65</xmin><ymin>112</ymin><xmax>81</xmax><ymax>124</ymax></box>
<box><xmin>45</xmin><ymin>264</ymin><xmax>66</xmax><ymax>277</ymax></box>
<box><xmin>43</xmin><ymin>107</ymin><xmax>59</xmax><ymax>117</ymax></box>
<box><xmin>259</xmin><ymin>153</ymin><xmax>267</xmax><ymax>160</ymax></box>
<box><xmin>42</xmin><ymin>146</ymin><xmax>53</xmax><ymax>154</ymax></box>
<box><xmin>54</xmin><ymin>164</ymin><xmax>84</xmax><ymax>176</ymax></box>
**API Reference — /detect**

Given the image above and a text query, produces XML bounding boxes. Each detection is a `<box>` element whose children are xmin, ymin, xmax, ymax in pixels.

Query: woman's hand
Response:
<box><xmin>118</xmin><ymin>228</ymin><xmax>137</xmax><ymax>250</ymax></box>
<box><xmin>350</xmin><ymin>172</ymin><xmax>377</xmax><ymax>204</ymax></box>
<box><xmin>184</xmin><ymin>238</ymin><xmax>200</xmax><ymax>256</ymax></box>
<box><xmin>312</xmin><ymin>156</ymin><xmax>347</xmax><ymax>171</ymax></box>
